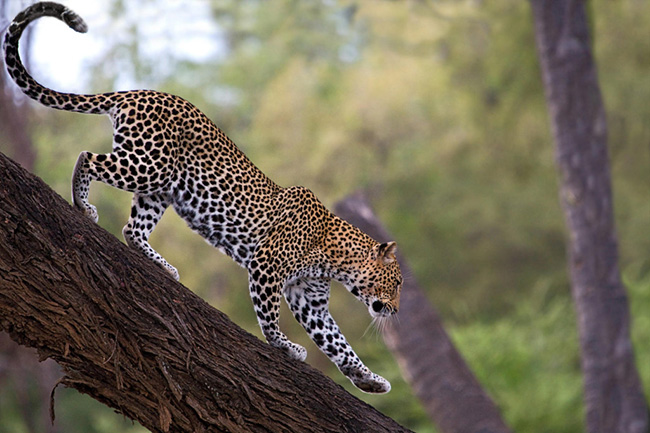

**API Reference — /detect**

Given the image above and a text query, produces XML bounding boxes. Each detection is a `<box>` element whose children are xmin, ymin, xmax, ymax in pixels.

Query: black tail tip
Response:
<box><xmin>61</xmin><ymin>9</ymin><xmax>87</xmax><ymax>33</ymax></box>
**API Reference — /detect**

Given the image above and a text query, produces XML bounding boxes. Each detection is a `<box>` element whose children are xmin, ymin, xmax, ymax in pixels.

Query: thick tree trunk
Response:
<box><xmin>0</xmin><ymin>152</ymin><xmax>411</xmax><ymax>433</ymax></box>
<box><xmin>335</xmin><ymin>192</ymin><xmax>511</xmax><ymax>433</ymax></box>
<box><xmin>530</xmin><ymin>1</ymin><xmax>648</xmax><ymax>432</ymax></box>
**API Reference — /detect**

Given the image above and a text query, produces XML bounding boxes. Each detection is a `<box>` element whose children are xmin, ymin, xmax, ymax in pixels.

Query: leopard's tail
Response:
<box><xmin>3</xmin><ymin>2</ymin><xmax>111</xmax><ymax>115</ymax></box>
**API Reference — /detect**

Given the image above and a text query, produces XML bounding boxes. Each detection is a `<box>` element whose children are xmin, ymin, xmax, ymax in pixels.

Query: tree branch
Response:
<box><xmin>0</xmin><ymin>152</ymin><xmax>411</xmax><ymax>433</ymax></box>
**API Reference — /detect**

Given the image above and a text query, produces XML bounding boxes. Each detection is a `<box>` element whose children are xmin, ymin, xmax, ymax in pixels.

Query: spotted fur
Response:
<box><xmin>4</xmin><ymin>2</ymin><xmax>403</xmax><ymax>393</ymax></box>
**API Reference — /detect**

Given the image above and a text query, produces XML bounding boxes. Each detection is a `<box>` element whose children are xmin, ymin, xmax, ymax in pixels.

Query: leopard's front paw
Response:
<box><xmin>346</xmin><ymin>368</ymin><xmax>391</xmax><ymax>394</ymax></box>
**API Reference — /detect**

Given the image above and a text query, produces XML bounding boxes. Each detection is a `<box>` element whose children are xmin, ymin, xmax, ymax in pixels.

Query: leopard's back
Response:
<box><xmin>105</xmin><ymin>89</ymin><xmax>282</xmax><ymax>266</ymax></box>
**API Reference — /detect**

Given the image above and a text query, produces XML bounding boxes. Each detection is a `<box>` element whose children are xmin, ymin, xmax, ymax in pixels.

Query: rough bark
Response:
<box><xmin>530</xmin><ymin>1</ymin><xmax>649</xmax><ymax>432</ymax></box>
<box><xmin>335</xmin><ymin>192</ymin><xmax>511</xmax><ymax>433</ymax></box>
<box><xmin>0</xmin><ymin>152</ymin><xmax>411</xmax><ymax>433</ymax></box>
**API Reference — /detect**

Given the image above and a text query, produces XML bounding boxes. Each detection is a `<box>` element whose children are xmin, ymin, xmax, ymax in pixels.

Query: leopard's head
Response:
<box><xmin>343</xmin><ymin>241</ymin><xmax>402</xmax><ymax>318</ymax></box>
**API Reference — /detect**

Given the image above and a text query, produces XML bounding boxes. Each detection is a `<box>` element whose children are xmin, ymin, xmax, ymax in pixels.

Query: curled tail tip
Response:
<box><xmin>8</xmin><ymin>2</ymin><xmax>88</xmax><ymax>35</ymax></box>
<box><xmin>61</xmin><ymin>9</ymin><xmax>88</xmax><ymax>33</ymax></box>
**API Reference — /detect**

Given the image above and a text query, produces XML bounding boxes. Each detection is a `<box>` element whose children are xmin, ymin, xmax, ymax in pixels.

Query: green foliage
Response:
<box><xmin>54</xmin><ymin>389</ymin><xmax>148</xmax><ymax>433</ymax></box>
<box><xmin>1</xmin><ymin>0</ymin><xmax>649</xmax><ymax>431</ymax></box>
<box><xmin>454</xmin><ymin>268</ymin><xmax>650</xmax><ymax>433</ymax></box>
<box><xmin>452</xmin><ymin>292</ymin><xmax>584</xmax><ymax>432</ymax></box>
<box><xmin>627</xmin><ymin>266</ymin><xmax>650</xmax><ymax>401</ymax></box>
<box><xmin>595</xmin><ymin>1</ymin><xmax>650</xmax><ymax>274</ymax></box>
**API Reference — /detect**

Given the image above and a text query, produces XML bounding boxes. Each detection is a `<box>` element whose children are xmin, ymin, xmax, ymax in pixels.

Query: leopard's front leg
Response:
<box><xmin>248</xmin><ymin>260</ymin><xmax>307</xmax><ymax>361</ymax></box>
<box><xmin>284</xmin><ymin>278</ymin><xmax>391</xmax><ymax>394</ymax></box>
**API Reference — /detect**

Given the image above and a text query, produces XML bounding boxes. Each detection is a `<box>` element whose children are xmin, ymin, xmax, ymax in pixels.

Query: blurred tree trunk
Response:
<box><xmin>0</xmin><ymin>0</ymin><xmax>35</xmax><ymax>170</ymax></box>
<box><xmin>0</xmin><ymin>75</ymin><xmax>34</xmax><ymax>169</ymax></box>
<box><xmin>1</xmin><ymin>4</ymin><xmax>57</xmax><ymax>432</ymax></box>
<box><xmin>335</xmin><ymin>192</ymin><xmax>511</xmax><ymax>433</ymax></box>
<box><xmin>0</xmin><ymin>152</ymin><xmax>411</xmax><ymax>433</ymax></box>
<box><xmin>530</xmin><ymin>1</ymin><xmax>648</xmax><ymax>432</ymax></box>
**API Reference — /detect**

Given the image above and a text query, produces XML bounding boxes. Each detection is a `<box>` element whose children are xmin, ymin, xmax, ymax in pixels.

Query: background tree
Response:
<box><xmin>336</xmin><ymin>193</ymin><xmax>511</xmax><ymax>433</ymax></box>
<box><xmin>0</xmin><ymin>0</ymin><xmax>35</xmax><ymax>170</ymax></box>
<box><xmin>0</xmin><ymin>1</ymin><xmax>62</xmax><ymax>432</ymax></box>
<box><xmin>530</xmin><ymin>1</ymin><xmax>648</xmax><ymax>431</ymax></box>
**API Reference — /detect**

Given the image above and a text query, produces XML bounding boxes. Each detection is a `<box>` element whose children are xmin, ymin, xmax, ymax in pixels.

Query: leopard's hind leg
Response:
<box><xmin>72</xmin><ymin>133</ymin><xmax>175</xmax><ymax>221</ymax></box>
<box><xmin>72</xmin><ymin>150</ymin><xmax>150</xmax><ymax>220</ymax></box>
<box><xmin>71</xmin><ymin>141</ymin><xmax>178</xmax><ymax>279</ymax></box>
<box><xmin>71</xmin><ymin>151</ymin><xmax>101</xmax><ymax>222</ymax></box>
<box><xmin>123</xmin><ymin>193</ymin><xmax>178</xmax><ymax>280</ymax></box>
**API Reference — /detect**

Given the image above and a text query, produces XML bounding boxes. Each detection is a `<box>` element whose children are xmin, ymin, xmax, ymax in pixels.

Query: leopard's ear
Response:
<box><xmin>372</xmin><ymin>241</ymin><xmax>398</xmax><ymax>265</ymax></box>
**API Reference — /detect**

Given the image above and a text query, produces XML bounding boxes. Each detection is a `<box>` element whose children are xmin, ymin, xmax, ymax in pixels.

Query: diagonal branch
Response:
<box><xmin>0</xmin><ymin>152</ymin><xmax>411</xmax><ymax>433</ymax></box>
<box><xmin>335</xmin><ymin>192</ymin><xmax>511</xmax><ymax>433</ymax></box>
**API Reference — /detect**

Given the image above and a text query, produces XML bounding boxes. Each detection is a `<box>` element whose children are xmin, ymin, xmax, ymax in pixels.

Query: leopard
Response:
<box><xmin>3</xmin><ymin>2</ymin><xmax>403</xmax><ymax>393</ymax></box>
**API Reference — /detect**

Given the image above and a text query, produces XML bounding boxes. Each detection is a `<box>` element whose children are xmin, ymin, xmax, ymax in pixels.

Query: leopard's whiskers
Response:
<box><xmin>362</xmin><ymin>317</ymin><xmax>378</xmax><ymax>338</ymax></box>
